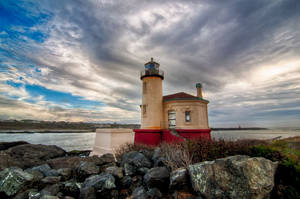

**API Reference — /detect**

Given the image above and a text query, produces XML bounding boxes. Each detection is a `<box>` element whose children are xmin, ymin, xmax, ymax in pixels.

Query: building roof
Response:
<box><xmin>163</xmin><ymin>92</ymin><xmax>209</xmax><ymax>103</ymax></box>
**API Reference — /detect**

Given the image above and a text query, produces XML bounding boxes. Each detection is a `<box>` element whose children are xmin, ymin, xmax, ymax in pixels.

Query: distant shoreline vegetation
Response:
<box><xmin>0</xmin><ymin>120</ymin><xmax>268</xmax><ymax>133</ymax></box>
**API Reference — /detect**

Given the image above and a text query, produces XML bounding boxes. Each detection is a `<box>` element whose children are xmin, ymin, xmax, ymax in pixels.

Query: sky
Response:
<box><xmin>0</xmin><ymin>0</ymin><xmax>300</xmax><ymax>128</ymax></box>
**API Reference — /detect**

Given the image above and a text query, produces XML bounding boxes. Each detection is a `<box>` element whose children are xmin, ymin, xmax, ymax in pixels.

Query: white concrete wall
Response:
<box><xmin>91</xmin><ymin>128</ymin><xmax>134</xmax><ymax>156</ymax></box>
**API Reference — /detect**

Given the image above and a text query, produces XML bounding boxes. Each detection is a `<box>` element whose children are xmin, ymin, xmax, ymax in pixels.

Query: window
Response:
<box><xmin>143</xmin><ymin>82</ymin><xmax>147</xmax><ymax>94</ymax></box>
<box><xmin>168</xmin><ymin>110</ymin><xmax>176</xmax><ymax>129</ymax></box>
<box><xmin>185</xmin><ymin>111</ymin><xmax>191</xmax><ymax>122</ymax></box>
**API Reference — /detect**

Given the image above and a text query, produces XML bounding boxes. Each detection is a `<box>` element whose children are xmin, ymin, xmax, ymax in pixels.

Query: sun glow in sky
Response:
<box><xmin>0</xmin><ymin>0</ymin><xmax>300</xmax><ymax>127</ymax></box>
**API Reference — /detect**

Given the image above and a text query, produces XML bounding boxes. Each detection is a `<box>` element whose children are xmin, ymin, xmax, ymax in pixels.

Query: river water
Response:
<box><xmin>0</xmin><ymin>129</ymin><xmax>299</xmax><ymax>151</ymax></box>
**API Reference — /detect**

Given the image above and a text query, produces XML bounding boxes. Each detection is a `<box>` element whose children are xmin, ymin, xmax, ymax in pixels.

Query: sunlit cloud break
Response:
<box><xmin>0</xmin><ymin>0</ymin><xmax>300</xmax><ymax>127</ymax></box>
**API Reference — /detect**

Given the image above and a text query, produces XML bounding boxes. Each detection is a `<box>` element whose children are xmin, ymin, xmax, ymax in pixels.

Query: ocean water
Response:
<box><xmin>0</xmin><ymin>129</ymin><xmax>299</xmax><ymax>151</ymax></box>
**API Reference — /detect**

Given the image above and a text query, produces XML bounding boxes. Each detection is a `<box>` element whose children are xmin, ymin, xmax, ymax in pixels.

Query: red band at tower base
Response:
<box><xmin>133</xmin><ymin>128</ymin><xmax>211</xmax><ymax>146</ymax></box>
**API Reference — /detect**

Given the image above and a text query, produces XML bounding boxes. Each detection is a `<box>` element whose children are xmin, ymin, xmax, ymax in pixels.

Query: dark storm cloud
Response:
<box><xmin>1</xmin><ymin>0</ymin><xmax>300</xmax><ymax>126</ymax></box>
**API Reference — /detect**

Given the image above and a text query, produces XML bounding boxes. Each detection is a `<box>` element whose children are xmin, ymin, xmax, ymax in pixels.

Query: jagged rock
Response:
<box><xmin>14</xmin><ymin>188</ymin><xmax>38</xmax><ymax>199</ymax></box>
<box><xmin>124</xmin><ymin>163</ymin><xmax>136</xmax><ymax>176</ymax></box>
<box><xmin>121</xmin><ymin>151</ymin><xmax>152</xmax><ymax>168</ymax></box>
<box><xmin>75</xmin><ymin>161</ymin><xmax>100</xmax><ymax>182</ymax></box>
<box><xmin>31</xmin><ymin>164</ymin><xmax>58</xmax><ymax>177</ymax></box>
<box><xmin>80</xmin><ymin>173</ymin><xmax>116</xmax><ymax>199</ymax></box>
<box><xmin>139</xmin><ymin>149</ymin><xmax>154</xmax><ymax>161</ymax></box>
<box><xmin>40</xmin><ymin>195</ymin><xmax>59</xmax><ymax>199</ymax></box>
<box><xmin>137</xmin><ymin>167</ymin><xmax>149</xmax><ymax>175</ymax></box>
<box><xmin>67</xmin><ymin>150</ymin><xmax>91</xmax><ymax>157</ymax></box>
<box><xmin>131</xmin><ymin>186</ymin><xmax>148</xmax><ymax>199</ymax></box>
<box><xmin>154</xmin><ymin>157</ymin><xmax>167</xmax><ymax>167</ymax></box>
<box><xmin>57</xmin><ymin>168</ymin><xmax>72</xmax><ymax>181</ymax></box>
<box><xmin>0</xmin><ymin>167</ymin><xmax>34</xmax><ymax>196</ymax></box>
<box><xmin>0</xmin><ymin>141</ymin><xmax>28</xmax><ymax>151</ymax></box>
<box><xmin>0</xmin><ymin>144</ymin><xmax>66</xmax><ymax>170</ymax></box>
<box><xmin>144</xmin><ymin>167</ymin><xmax>170</xmax><ymax>191</ymax></box>
<box><xmin>188</xmin><ymin>155</ymin><xmax>278</xmax><ymax>199</ymax></box>
<box><xmin>62</xmin><ymin>181</ymin><xmax>80</xmax><ymax>198</ymax></box>
<box><xmin>97</xmin><ymin>153</ymin><xmax>115</xmax><ymax>166</ymax></box>
<box><xmin>64</xmin><ymin>197</ymin><xmax>75</xmax><ymax>199</ymax></box>
<box><xmin>41</xmin><ymin>176</ymin><xmax>61</xmax><ymax>185</ymax></box>
<box><xmin>152</xmin><ymin>148</ymin><xmax>161</xmax><ymax>165</ymax></box>
<box><xmin>40</xmin><ymin>183</ymin><xmax>62</xmax><ymax>196</ymax></box>
<box><xmin>105</xmin><ymin>166</ymin><xmax>123</xmax><ymax>179</ymax></box>
<box><xmin>25</xmin><ymin>169</ymin><xmax>44</xmax><ymax>182</ymax></box>
<box><xmin>47</xmin><ymin>156</ymin><xmax>83</xmax><ymax>170</ymax></box>
<box><xmin>147</xmin><ymin>188</ymin><xmax>162</xmax><ymax>199</ymax></box>
<box><xmin>121</xmin><ymin>176</ymin><xmax>132</xmax><ymax>188</ymax></box>
<box><xmin>28</xmin><ymin>190</ymin><xmax>41</xmax><ymax>199</ymax></box>
<box><xmin>170</xmin><ymin>168</ymin><xmax>188</xmax><ymax>190</ymax></box>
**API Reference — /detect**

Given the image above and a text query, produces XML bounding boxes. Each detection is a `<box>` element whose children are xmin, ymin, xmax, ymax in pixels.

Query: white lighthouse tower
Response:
<box><xmin>140</xmin><ymin>58</ymin><xmax>164</xmax><ymax>129</ymax></box>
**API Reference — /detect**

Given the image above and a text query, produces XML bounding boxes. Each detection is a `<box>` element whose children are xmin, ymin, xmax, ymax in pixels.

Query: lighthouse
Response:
<box><xmin>140</xmin><ymin>58</ymin><xmax>164</xmax><ymax>129</ymax></box>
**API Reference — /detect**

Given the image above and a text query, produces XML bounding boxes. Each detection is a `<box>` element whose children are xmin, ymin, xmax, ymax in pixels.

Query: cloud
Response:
<box><xmin>0</xmin><ymin>0</ymin><xmax>300</xmax><ymax>127</ymax></box>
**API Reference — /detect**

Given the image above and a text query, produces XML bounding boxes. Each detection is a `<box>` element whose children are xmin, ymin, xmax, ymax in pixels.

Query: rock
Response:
<box><xmin>62</xmin><ymin>181</ymin><xmax>80</xmax><ymax>198</ymax></box>
<box><xmin>98</xmin><ymin>153</ymin><xmax>115</xmax><ymax>166</ymax></box>
<box><xmin>139</xmin><ymin>149</ymin><xmax>154</xmax><ymax>161</ymax></box>
<box><xmin>67</xmin><ymin>150</ymin><xmax>91</xmax><ymax>157</ymax></box>
<box><xmin>188</xmin><ymin>155</ymin><xmax>278</xmax><ymax>199</ymax></box>
<box><xmin>124</xmin><ymin>163</ymin><xmax>136</xmax><ymax>176</ymax></box>
<box><xmin>40</xmin><ymin>195</ymin><xmax>59</xmax><ymax>199</ymax></box>
<box><xmin>144</xmin><ymin>167</ymin><xmax>170</xmax><ymax>191</ymax></box>
<box><xmin>31</xmin><ymin>164</ymin><xmax>58</xmax><ymax>177</ymax></box>
<box><xmin>80</xmin><ymin>173</ymin><xmax>116</xmax><ymax>199</ymax></box>
<box><xmin>64</xmin><ymin>197</ymin><xmax>75</xmax><ymax>199</ymax></box>
<box><xmin>0</xmin><ymin>141</ymin><xmax>28</xmax><ymax>151</ymax></box>
<box><xmin>0</xmin><ymin>167</ymin><xmax>34</xmax><ymax>196</ymax></box>
<box><xmin>154</xmin><ymin>157</ymin><xmax>167</xmax><ymax>167</ymax></box>
<box><xmin>75</xmin><ymin>161</ymin><xmax>100</xmax><ymax>182</ymax></box>
<box><xmin>121</xmin><ymin>176</ymin><xmax>132</xmax><ymax>188</ymax></box>
<box><xmin>14</xmin><ymin>188</ymin><xmax>38</xmax><ymax>199</ymax></box>
<box><xmin>137</xmin><ymin>167</ymin><xmax>149</xmax><ymax>175</ymax></box>
<box><xmin>152</xmin><ymin>148</ymin><xmax>161</xmax><ymax>165</ymax></box>
<box><xmin>131</xmin><ymin>186</ymin><xmax>148</xmax><ymax>199</ymax></box>
<box><xmin>41</xmin><ymin>176</ymin><xmax>61</xmax><ymax>185</ymax></box>
<box><xmin>147</xmin><ymin>188</ymin><xmax>162</xmax><ymax>199</ymax></box>
<box><xmin>57</xmin><ymin>168</ymin><xmax>72</xmax><ymax>181</ymax></box>
<box><xmin>28</xmin><ymin>190</ymin><xmax>41</xmax><ymax>199</ymax></box>
<box><xmin>172</xmin><ymin>191</ymin><xmax>197</xmax><ymax>199</ymax></box>
<box><xmin>121</xmin><ymin>151</ymin><xmax>152</xmax><ymax>168</ymax></box>
<box><xmin>170</xmin><ymin>168</ymin><xmax>188</xmax><ymax>190</ymax></box>
<box><xmin>25</xmin><ymin>169</ymin><xmax>44</xmax><ymax>182</ymax></box>
<box><xmin>0</xmin><ymin>144</ymin><xmax>66</xmax><ymax>170</ymax></box>
<box><xmin>40</xmin><ymin>183</ymin><xmax>62</xmax><ymax>196</ymax></box>
<box><xmin>105</xmin><ymin>166</ymin><xmax>123</xmax><ymax>179</ymax></box>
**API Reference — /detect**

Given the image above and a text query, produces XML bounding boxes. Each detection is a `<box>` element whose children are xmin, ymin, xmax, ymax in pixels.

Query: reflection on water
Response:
<box><xmin>0</xmin><ymin>129</ymin><xmax>299</xmax><ymax>151</ymax></box>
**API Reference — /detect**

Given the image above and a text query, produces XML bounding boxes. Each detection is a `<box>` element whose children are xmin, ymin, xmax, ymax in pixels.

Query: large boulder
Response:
<box><xmin>169</xmin><ymin>168</ymin><xmax>188</xmax><ymax>190</ymax></box>
<box><xmin>143</xmin><ymin>167</ymin><xmax>170</xmax><ymax>191</ymax></box>
<box><xmin>30</xmin><ymin>164</ymin><xmax>58</xmax><ymax>177</ymax></box>
<box><xmin>0</xmin><ymin>144</ymin><xmax>66</xmax><ymax>170</ymax></box>
<box><xmin>188</xmin><ymin>155</ymin><xmax>278</xmax><ymax>199</ymax></box>
<box><xmin>80</xmin><ymin>173</ymin><xmax>116</xmax><ymax>199</ymax></box>
<box><xmin>0</xmin><ymin>167</ymin><xmax>35</xmax><ymax>196</ymax></box>
<box><xmin>121</xmin><ymin>151</ymin><xmax>152</xmax><ymax>168</ymax></box>
<box><xmin>75</xmin><ymin>161</ymin><xmax>100</xmax><ymax>182</ymax></box>
<box><xmin>0</xmin><ymin>141</ymin><xmax>28</xmax><ymax>151</ymax></box>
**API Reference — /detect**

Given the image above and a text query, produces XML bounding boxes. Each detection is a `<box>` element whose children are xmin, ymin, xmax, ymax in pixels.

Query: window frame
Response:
<box><xmin>185</xmin><ymin>111</ymin><xmax>191</xmax><ymax>122</ymax></box>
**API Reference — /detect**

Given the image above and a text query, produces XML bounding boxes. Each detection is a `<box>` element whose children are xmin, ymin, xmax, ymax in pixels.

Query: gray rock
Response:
<box><xmin>121</xmin><ymin>151</ymin><xmax>152</xmax><ymax>168</ymax></box>
<box><xmin>131</xmin><ymin>186</ymin><xmax>147</xmax><ymax>199</ymax></box>
<box><xmin>75</xmin><ymin>161</ymin><xmax>100</xmax><ymax>182</ymax></box>
<box><xmin>40</xmin><ymin>195</ymin><xmax>59</xmax><ymax>199</ymax></box>
<box><xmin>154</xmin><ymin>157</ymin><xmax>167</xmax><ymax>167</ymax></box>
<box><xmin>25</xmin><ymin>169</ymin><xmax>44</xmax><ymax>182</ymax></box>
<box><xmin>31</xmin><ymin>164</ymin><xmax>58</xmax><ymax>177</ymax></box>
<box><xmin>98</xmin><ymin>153</ymin><xmax>115</xmax><ymax>166</ymax></box>
<box><xmin>124</xmin><ymin>163</ymin><xmax>136</xmax><ymax>176</ymax></box>
<box><xmin>170</xmin><ymin>168</ymin><xmax>188</xmax><ymax>189</ymax></box>
<box><xmin>147</xmin><ymin>188</ymin><xmax>162</xmax><ymax>199</ymax></box>
<box><xmin>14</xmin><ymin>188</ymin><xmax>38</xmax><ymax>199</ymax></box>
<box><xmin>28</xmin><ymin>190</ymin><xmax>41</xmax><ymax>199</ymax></box>
<box><xmin>121</xmin><ymin>176</ymin><xmax>132</xmax><ymax>188</ymax></box>
<box><xmin>105</xmin><ymin>166</ymin><xmax>123</xmax><ymax>179</ymax></box>
<box><xmin>137</xmin><ymin>167</ymin><xmax>149</xmax><ymax>175</ymax></box>
<box><xmin>0</xmin><ymin>167</ymin><xmax>34</xmax><ymax>196</ymax></box>
<box><xmin>139</xmin><ymin>149</ymin><xmax>154</xmax><ymax>160</ymax></box>
<box><xmin>62</xmin><ymin>181</ymin><xmax>80</xmax><ymax>198</ymax></box>
<box><xmin>188</xmin><ymin>155</ymin><xmax>278</xmax><ymax>199</ymax></box>
<box><xmin>41</xmin><ymin>176</ymin><xmax>61</xmax><ymax>185</ymax></box>
<box><xmin>80</xmin><ymin>173</ymin><xmax>116</xmax><ymax>199</ymax></box>
<box><xmin>143</xmin><ymin>167</ymin><xmax>170</xmax><ymax>191</ymax></box>
<box><xmin>40</xmin><ymin>183</ymin><xmax>62</xmax><ymax>196</ymax></box>
<box><xmin>57</xmin><ymin>168</ymin><xmax>72</xmax><ymax>181</ymax></box>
